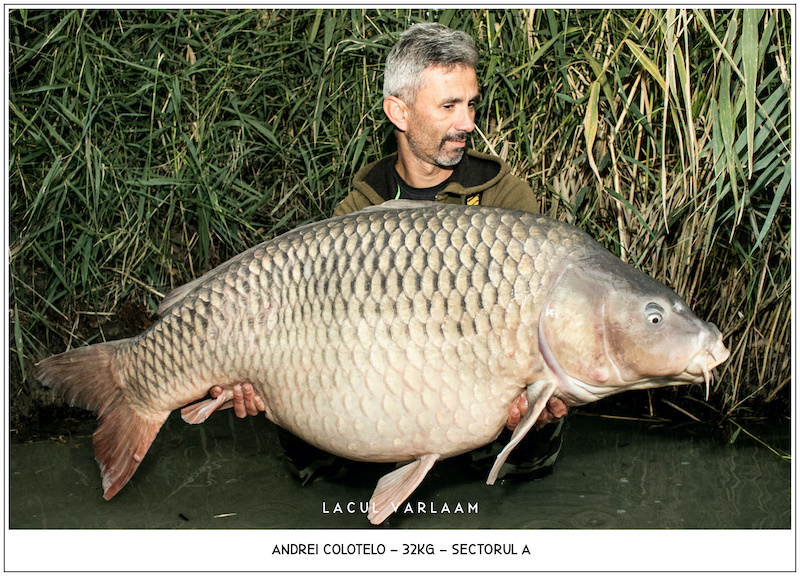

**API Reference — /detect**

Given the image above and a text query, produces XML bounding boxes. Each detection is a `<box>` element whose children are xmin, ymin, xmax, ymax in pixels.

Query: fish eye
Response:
<box><xmin>646</xmin><ymin>303</ymin><xmax>665</xmax><ymax>325</ymax></box>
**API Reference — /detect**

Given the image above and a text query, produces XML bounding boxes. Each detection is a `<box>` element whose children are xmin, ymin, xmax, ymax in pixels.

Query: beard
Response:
<box><xmin>433</xmin><ymin>131</ymin><xmax>470</xmax><ymax>167</ymax></box>
<box><xmin>434</xmin><ymin>147</ymin><xmax>466</xmax><ymax>167</ymax></box>
<box><xmin>406</xmin><ymin>129</ymin><xmax>471</xmax><ymax>168</ymax></box>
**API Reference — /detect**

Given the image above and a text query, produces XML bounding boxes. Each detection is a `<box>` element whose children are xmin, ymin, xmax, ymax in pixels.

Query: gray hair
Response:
<box><xmin>383</xmin><ymin>23</ymin><xmax>479</xmax><ymax>102</ymax></box>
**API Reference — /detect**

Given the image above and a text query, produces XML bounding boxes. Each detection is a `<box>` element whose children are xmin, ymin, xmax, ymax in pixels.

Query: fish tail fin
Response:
<box><xmin>33</xmin><ymin>341</ymin><xmax>170</xmax><ymax>500</ymax></box>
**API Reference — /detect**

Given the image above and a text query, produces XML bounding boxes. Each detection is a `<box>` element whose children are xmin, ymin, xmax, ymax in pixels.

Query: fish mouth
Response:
<box><xmin>685</xmin><ymin>339</ymin><xmax>731</xmax><ymax>400</ymax></box>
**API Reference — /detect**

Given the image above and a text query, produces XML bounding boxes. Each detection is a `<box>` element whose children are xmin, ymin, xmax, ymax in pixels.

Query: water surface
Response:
<box><xmin>9</xmin><ymin>412</ymin><xmax>790</xmax><ymax>530</ymax></box>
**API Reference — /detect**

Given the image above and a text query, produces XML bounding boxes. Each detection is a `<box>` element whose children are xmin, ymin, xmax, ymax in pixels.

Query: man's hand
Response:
<box><xmin>537</xmin><ymin>397</ymin><xmax>568</xmax><ymax>428</ymax></box>
<box><xmin>209</xmin><ymin>383</ymin><xmax>265</xmax><ymax>418</ymax></box>
<box><xmin>507</xmin><ymin>394</ymin><xmax>568</xmax><ymax>431</ymax></box>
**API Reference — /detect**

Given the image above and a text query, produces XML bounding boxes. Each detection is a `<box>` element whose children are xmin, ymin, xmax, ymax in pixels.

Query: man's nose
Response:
<box><xmin>455</xmin><ymin>106</ymin><xmax>476</xmax><ymax>132</ymax></box>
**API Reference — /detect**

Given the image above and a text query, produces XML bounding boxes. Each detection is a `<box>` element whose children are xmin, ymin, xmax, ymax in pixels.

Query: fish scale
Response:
<box><xmin>34</xmin><ymin>201</ymin><xmax>729</xmax><ymax>524</ymax></box>
<box><xmin>183</xmin><ymin>207</ymin><xmax>545</xmax><ymax>454</ymax></box>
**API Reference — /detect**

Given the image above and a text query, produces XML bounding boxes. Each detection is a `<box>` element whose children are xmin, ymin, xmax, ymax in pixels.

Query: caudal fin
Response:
<box><xmin>33</xmin><ymin>342</ymin><xmax>169</xmax><ymax>500</ymax></box>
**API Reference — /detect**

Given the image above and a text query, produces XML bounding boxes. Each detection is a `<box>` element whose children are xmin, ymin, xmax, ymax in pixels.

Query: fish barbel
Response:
<box><xmin>34</xmin><ymin>201</ymin><xmax>729</xmax><ymax>524</ymax></box>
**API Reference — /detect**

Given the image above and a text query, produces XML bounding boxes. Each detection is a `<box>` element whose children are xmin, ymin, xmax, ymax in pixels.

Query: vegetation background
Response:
<box><xmin>8</xmin><ymin>9</ymin><xmax>792</xmax><ymax>440</ymax></box>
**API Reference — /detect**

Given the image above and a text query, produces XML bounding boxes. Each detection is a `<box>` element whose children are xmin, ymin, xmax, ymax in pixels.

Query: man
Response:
<box><xmin>333</xmin><ymin>23</ymin><xmax>538</xmax><ymax>214</ymax></box>
<box><xmin>210</xmin><ymin>22</ymin><xmax>567</xmax><ymax>485</ymax></box>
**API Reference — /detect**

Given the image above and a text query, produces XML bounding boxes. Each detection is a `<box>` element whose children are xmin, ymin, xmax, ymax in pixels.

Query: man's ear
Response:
<box><xmin>383</xmin><ymin>96</ymin><xmax>408</xmax><ymax>132</ymax></box>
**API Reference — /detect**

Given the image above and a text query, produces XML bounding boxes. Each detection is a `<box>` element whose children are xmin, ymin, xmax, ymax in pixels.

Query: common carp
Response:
<box><xmin>34</xmin><ymin>201</ymin><xmax>729</xmax><ymax>525</ymax></box>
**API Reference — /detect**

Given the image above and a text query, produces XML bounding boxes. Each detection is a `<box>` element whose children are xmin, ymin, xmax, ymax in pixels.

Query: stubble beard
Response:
<box><xmin>407</xmin><ymin>129</ymin><xmax>470</xmax><ymax>168</ymax></box>
<box><xmin>435</xmin><ymin>147</ymin><xmax>466</xmax><ymax>167</ymax></box>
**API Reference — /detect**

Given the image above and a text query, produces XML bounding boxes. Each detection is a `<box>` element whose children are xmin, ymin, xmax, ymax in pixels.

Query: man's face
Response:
<box><xmin>403</xmin><ymin>65</ymin><xmax>479</xmax><ymax>168</ymax></box>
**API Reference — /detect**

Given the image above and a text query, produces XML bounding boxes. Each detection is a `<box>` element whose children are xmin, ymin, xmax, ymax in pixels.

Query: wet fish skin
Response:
<box><xmin>33</xmin><ymin>202</ymin><xmax>729</xmax><ymax>524</ymax></box>
<box><xmin>140</xmin><ymin>204</ymin><xmax>580</xmax><ymax>459</ymax></box>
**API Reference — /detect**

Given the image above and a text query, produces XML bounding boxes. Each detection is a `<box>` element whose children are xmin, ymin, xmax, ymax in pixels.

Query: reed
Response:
<box><xmin>9</xmin><ymin>9</ymin><xmax>791</xmax><ymax>428</ymax></box>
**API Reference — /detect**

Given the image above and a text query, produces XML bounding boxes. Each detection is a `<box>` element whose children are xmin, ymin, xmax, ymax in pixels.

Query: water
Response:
<box><xmin>7</xmin><ymin>411</ymin><xmax>792</xmax><ymax>569</ymax></box>
<box><xmin>10</xmin><ymin>411</ymin><xmax>790</xmax><ymax>529</ymax></box>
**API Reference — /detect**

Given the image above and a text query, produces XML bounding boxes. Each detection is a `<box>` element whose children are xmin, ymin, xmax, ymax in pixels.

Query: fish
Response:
<box><xmin>33</xmin><ymin>201</ymin><xmax>730</xmax><ymax>525</ymax></box>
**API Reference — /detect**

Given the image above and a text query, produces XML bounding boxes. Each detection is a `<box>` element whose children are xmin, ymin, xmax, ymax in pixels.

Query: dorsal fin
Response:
<box><xmin>157</xmin><ymin>274</ymin><xmax>207</xmax><ymax>316</ymax></box>
<box><xmin>158</xmin><ymin>200</ymin><xmax>436</xmax><ymax>317</ymax></box>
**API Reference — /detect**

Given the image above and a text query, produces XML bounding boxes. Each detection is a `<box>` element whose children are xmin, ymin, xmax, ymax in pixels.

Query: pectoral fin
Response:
<box><xmin>486</xmin><ymin>380</ymin><xmax>558</xmax><ymax>485</ymax></box>
<box><xmin>368</xmin><ymin>453</ymin><xmax>440</xmax><ymax>525</ymax></box>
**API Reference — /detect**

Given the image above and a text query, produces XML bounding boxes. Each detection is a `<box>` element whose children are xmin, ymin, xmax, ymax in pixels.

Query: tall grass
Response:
<box><xmin>8</xmin><ymin>9</ymin><xmax>791</xmax><ymax>427</ymax></box>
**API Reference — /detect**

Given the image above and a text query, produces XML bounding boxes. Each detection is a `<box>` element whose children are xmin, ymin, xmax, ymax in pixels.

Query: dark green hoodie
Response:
<box><xmin>333</xmin><ymin>150</ymin><xmax>539</xmax><ymax>216</ymax></box>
